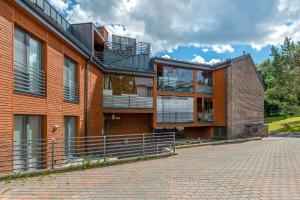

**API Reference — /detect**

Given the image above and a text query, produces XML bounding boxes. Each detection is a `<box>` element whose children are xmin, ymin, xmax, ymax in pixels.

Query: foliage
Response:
<box><xmin>258</xmin><ymin>37</ymin><xmax>300</xmax><ymax>116</ymax></box>
<box><xmin>265</xmin><ymin>114</ymin><xmax>300</xmax><ymax>133</ymax></box>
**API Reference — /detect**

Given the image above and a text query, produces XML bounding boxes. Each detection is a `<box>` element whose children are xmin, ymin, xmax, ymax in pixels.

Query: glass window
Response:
<box><xmin>197</xmin><ymin>98</ymin><xmax>213</xmax><ymax>122</ymax></box>
<box><xmin>64</xmin><ymin>57</ymin><xmax>78</xmax><ymax>103</ymax></box>
<box><xmin>14</xmin><ymin>27</ymin><xmax>44</xmax><ymax>96</ymax></box>
<box><xmin>13</xmin><ymin>115</ymin><xmax>43</xmax><ymax>172</ymax></box>
<box><xmin>197</xmin><ymin>71</ymin><xmax>212</xmax><ymax>86</ymax></box>
<box><xmin>158</xmin><ymin>66</ymin><xmax>193</xmax><ymax>92</ymax></box>
<box><xmin>64</xmin><ymin>116</ymin><xmax>77</xmax><ymax>159</ymax></box>
<box><xmin>157</xmin><ymin>96</ymin><xmax>194</xmax><ymax>123</ymax></box>
<box><xmin>104</xmin><ymin>74</ymin><xmax>153</xmax><ymax>97</ymax></box>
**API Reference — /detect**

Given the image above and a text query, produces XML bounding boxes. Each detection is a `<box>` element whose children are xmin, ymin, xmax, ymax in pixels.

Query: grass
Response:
<box><xmin>265</xmin><ymin>114</ymin><xmax>300</xmax><ymax>133</ymax></box>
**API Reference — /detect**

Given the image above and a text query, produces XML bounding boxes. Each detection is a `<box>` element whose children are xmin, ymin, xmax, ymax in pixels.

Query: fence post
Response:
<box><xmin>142</xmin><ymin>134</ymin><xmax>145</xmax><ymax>156</ymax></box>
<box><xmin>173</xmin><ymin>132</ymin><xmax>176</xmax><ymax>153</ymax></box>
<box><xmin>103</xmin><ymin>135</ymin><xmax>106</xmax><ymax>162</ymax></box>
<box><xmin>51</xmin><ymin>138</ymin><xmax>55</xmax><ymax>169</ymax></box>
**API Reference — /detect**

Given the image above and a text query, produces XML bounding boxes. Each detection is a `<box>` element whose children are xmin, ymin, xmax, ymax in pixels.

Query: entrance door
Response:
<box><xmin>13</xmin><ymin>115</ymin><xmax>43</xmax><ymax>172</ymax></box>
<box><xmin>64</xmin><ymin>116</ymin><xmax>77</xmax><ymax>159</ymax></box>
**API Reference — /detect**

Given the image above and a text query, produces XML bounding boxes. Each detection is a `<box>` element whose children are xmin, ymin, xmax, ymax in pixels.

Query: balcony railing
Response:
<box><xmin>197</xmin><ymin>85</ymin><xmax>213</xmax><ymax>94</ymax></box>
<box><xmin>158</xmin><ymin>77</ymin><xmax>193</xmax><ymax>92</ymax></box>
<box><xmin>93</xmin><ymin>41</ymin><xmax>151</xmax><ymax>72</ymax></box>
<box><xmin>104</xmin><ymin>95</ymin><xmax>153</xmax><ymax>109</ymax></box>
<box><xmin>64</xmin><ymin>81</ymin><xmax>79</xmax><ymax>103</ymax></box>
<box><xmin>157</xmin><ymin>112</ymin><xmax>194</xmax><ymax>124</ymax></box>
<box><xmin>28</xmin><ymin>0</ymin><xmax>71</xmax><ymax>31</ymax></box>
<box><xmin>198</xmin><ymin>112</ymin><xmax>213</xmax><ymax>122</ymax></box>
<box><xmin>14</xmin><ymin>61</ymin><xmax>46</xmax><ymax>96</ymax></box>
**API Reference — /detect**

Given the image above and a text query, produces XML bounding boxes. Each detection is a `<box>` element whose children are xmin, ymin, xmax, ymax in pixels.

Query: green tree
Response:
<box><xmin>258</xmin><ymin>38</ymin><xmax>300</xmax><ymax>116</ymax></box>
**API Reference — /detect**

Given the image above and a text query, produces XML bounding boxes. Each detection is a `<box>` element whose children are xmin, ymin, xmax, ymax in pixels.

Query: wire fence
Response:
<box><xmin>0</xmin><ymin>132</ymin><xmax>175</xmax><ymax>176</ymax></box>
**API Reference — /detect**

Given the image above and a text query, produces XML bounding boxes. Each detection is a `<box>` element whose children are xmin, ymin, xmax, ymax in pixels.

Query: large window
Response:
<box><xmin>13</xmin><ymin>115</ymin><xmax>43</xmax><ymax>172</ymax></box>
<box><xmin>197</xmin><ymin>71</ymin><xmax>213</xmax><ymax>94</ymax></box>
<box><xmin>64</xmin><ymin>57</ymin><xmax>79</xmax><ymax>103</ymax></box>
<box><xmin>197</xmin><ymin>98</ymin><xmax>213</xmax><ymax>122</ymax></box>
<box><xmin>14</xmin><ymin>27</ymin><xmax>45</xmax><ymax>96</ymax></box>
<box><xmin>158</xmin><ymin>66</ymin><xmax>193</xmax><ymax>92</ymax></box>
<box><xmin>103</xmin><ymin>75</ymin><xmax>153</xmax><ymax>109</ymax></box>
<box><xmin>157</xmin><ymin>96</ymin><xmax>194</xmax><ymax>123</ymax></box>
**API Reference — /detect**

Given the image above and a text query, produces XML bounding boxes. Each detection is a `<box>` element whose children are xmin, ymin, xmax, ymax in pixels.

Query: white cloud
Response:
<box><xmin>161</xmin><ymin>54</ymin><xmax>171</xmax><ymax>59</ymax></box>
<box><xmin>208</xmin><ymin>59</ymin><xmax>221</xmax><ymax>64</ymax></box>
<box><xmin>48</xmin><ymin>0</ymin><xmax>69</xmax><ymax>11</ymax></box>
<box><xmin>63</xmin><ymin>0</ymin><xmax>300</xmax><ymax>54</ymax></box>
<box><xmin>190</xmin><ymin>55</ymin><xmax>221</xmax><ymax>65</ymax></box>
<box><xmin>212</xmin><ymin>45</ymin><xmax>234</xmax><ymax>54</ymax></box>
<box><xmin>191</xmin><ymin>55</ymin><xmax>206</xmax><ymax>63</ymax></box>
<box><xmin>202</xmin><ymin>48</ymin><xmax>209</xmax><ymax>53</ymax></box>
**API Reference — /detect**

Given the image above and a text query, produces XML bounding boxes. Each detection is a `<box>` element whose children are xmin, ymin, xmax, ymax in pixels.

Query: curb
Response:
<box><xmin>175</xmin><ymin>137</ymin><xmax>262</xmax><ymax>149</ymax></box>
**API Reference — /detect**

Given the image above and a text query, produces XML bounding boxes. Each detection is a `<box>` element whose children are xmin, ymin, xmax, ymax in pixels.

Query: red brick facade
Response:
<box><xmin>226</xmin><ymin>55</ymin><xmax>265</xmax><ymax>139</ymax></box>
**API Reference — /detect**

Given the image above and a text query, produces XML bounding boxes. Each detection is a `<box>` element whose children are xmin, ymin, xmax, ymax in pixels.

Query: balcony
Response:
<box><xmin>14</xmin><ymin>61</ymin><xmax>46</xmax><ymax>96</ymax></box>
<box><xmin>158</xmin><ymin>77</ymin><xmax>193</xmax><ymax>92</ymax></box>
<box><xmin>197</xmin><ymin>85</ymin><xmax>213</xmax><ymax>94</ymax></box>
<box><xmin>93</xmin><ymin>41</ymin><xmax>151</xmax><ymax>72</ymax></box>
<box><xmin>64</xmin><ymin>81</ymin><xmax>79</xmax><ymax>103</ymax></box>
<box><xmin>157</xmin><ymin>112</ymin><xmax>194</xmax><ymax>124</ymax></box>
<box><xmin>104</xmin><ymin>94</ymin><xmax>153</xmax><ymax>109</ymax></box>
<box><xmin>198</xmin><ymin>112</ymin><xmax>213</xmax><ymax>123</ymax></box>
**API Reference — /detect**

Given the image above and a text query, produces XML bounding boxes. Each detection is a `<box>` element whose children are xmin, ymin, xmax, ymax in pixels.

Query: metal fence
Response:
<box><xmin>0</xmin><ymin>133</ymin><xmax>175</xmax><ymax>176</ymax></box>
<box><xmin>64</xmin><ymin>81</ymin><xmax>79</xmax><ymax>103</ymax></box>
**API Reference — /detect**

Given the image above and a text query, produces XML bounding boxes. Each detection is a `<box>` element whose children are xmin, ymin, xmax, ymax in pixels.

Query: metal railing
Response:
<box><xmin>197</xmin><ymin>85</ymin><xmax>213</xmax><ymax>94</ymax></box>
<box><xmin>198</xmin><ymin>112</ymin><xmax>213</xmax><ymax>122</ymax></box>
<box><xmin>157</xmin><ymin>112</ymin><xmax>194</xmax><ymax>124</ymax></box>
<box><xmin>0</xmin><ymin>133</ymin><xmax>175</xmax><ymax>176</ymax></box>
<box><xmin>14</xmin><ymin>61</ymin><xmax>46</xmax><ymax>96</ymax></box>
<box><xmin>104</xmin><ymin>95</ymin><xmax>153</xmax><ymax>109</ymax></box>
<box><xmin>158</xmin><ymin>77</ymin><xmax>194</xmax><ymax>92</ymax></box>
<box><xmin>64</xmin><ymin>81</ymin><xmax>79</xmax><ymax>103</ymax></box>
<box><xmin>28</xmin><ymin>0</ymin><xmax>71</xmax><ymax>31</ymax></box>
<box><xmin>93</xmin><ymin>41</ymin><xmax>151</xmax><ymax>71</ymax></box>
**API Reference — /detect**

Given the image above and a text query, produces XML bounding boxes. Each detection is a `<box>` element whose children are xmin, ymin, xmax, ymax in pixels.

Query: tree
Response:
<box><xmin>258</xmin><ymin>37</ymin><xmax>300</xmax><ymax>116</ymax></box>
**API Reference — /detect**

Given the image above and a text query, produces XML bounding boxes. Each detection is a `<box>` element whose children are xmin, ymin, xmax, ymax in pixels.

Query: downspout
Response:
<box><xmin>85</xmin><ymin>56</ymin><xmax>92</xmax><ymax>152</ymax></box>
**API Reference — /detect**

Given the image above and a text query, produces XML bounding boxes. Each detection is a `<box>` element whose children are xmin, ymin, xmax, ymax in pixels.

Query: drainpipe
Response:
<box><xmin>85</xmin><ymin>56</ymin><xmax>92</xmax><ymax>153</ymax></box>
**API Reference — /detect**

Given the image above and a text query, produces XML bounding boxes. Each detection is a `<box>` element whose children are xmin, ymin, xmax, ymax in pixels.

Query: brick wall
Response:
<box><xmin>226</xmin><ymin>55</ymin><xmax>264</xmax><ymax>139</ymax></box>
<box><xmin>0</xmin><ymin>0</ymin><xmax>104</xmax><ymax>174</ymax></box>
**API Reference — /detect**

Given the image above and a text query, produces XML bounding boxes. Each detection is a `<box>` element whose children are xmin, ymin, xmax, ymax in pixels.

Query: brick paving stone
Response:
<box><xmin>1</xmin><ymin>137</ymin><xmax>300</xmax><ymax>199</ymax></box>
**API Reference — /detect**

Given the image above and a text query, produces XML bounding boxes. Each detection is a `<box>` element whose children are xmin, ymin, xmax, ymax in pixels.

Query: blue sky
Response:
<box><xmin>49</xmin><ymin>0</ymin><xmax>300</xmax><ymax>64</ymax></box>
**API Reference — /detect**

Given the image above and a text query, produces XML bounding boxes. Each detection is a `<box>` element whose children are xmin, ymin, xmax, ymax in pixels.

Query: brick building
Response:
<box><xmin>0</xmin><ymin>0</ymin><xmax>266</xmax><ymax>173</ymax></box>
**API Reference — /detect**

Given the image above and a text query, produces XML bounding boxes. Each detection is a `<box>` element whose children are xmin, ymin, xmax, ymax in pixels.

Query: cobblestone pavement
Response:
<box><xmin>1</xmin><ymin>137</ymin><xmax>300</xmax><ymax>199</ymax></box>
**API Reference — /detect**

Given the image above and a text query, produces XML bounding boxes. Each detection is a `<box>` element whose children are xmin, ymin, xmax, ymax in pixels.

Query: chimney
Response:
<box><xmin>98</xmin><ymin>26</ymin><xmax>109</xmax><ymax>41</ymax></box>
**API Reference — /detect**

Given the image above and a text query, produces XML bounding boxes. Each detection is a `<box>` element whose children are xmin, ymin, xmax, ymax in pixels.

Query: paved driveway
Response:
<box><xmin>1</xmin><ymin>137</ymin><xmax>300</xmax><ymax>199</ymax></box>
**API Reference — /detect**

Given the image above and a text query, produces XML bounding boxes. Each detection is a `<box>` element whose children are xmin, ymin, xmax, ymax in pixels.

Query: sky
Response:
<box><xmin>48</xmin><ymin>0</ymin><xmax>300</xmax><ymax>64</ymax></box>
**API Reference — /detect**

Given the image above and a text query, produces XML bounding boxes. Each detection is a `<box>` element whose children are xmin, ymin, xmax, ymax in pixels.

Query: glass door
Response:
<box><xmin>64</xmin><ymin>116</ymin><xmax>77</xmax><ymax>159</ymax></box>
<box><xmin>13</xmin><ymin>115</ymin><xmax>43</xmax><ymax>172</ymax></box>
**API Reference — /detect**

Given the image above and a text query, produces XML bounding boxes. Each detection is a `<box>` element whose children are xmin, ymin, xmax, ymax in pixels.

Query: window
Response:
<box><xmin>197</xmin><ymin>98</ymin><xmax>213</xmax><ymax>122</ymax></box>
<box><xmin>64</xmin><ymin>57</ymin><xmax>79</xmax><ymax>103</ymax></box>
<box><xmin>103</xmin><ymin>74</ymin><xmax>153</xmax><ymax>109</ymax></box>
<box><xmin>14</xmin><ymin>115</ymin><xmax>43</xmax><ymax>172</ymax></box>
<box><xmin>14</xmin><ymin>27</ymin><xmax>45</xmax><ymax>96</ymax></box>
<box><xmin>197</xmin><ymin>71</ymin><xmax>213</xmax><ymax>94</ymax></box>
<box><xmin>157</xmin><ymin>96</ymin><xmax>194</xmax><ymax>123</ymax></box>
<box><xmin>64</xmin><ymin>116</ymin><xmax>77</xmax><ymax>159</ymax></box>
<box><xmin>158</xmin><ymin>66</ymin><xmax>193</xmax><ymax>92</ymax></box>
